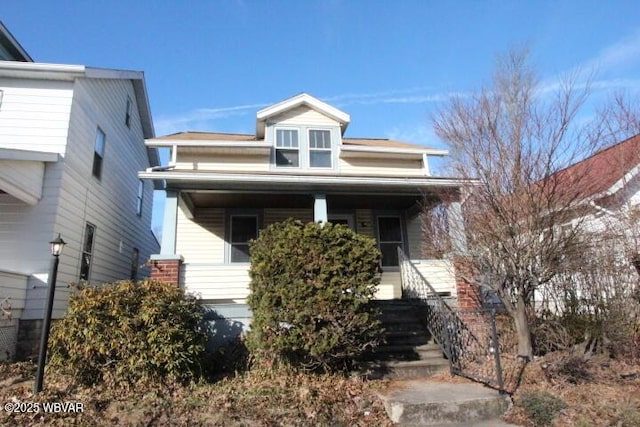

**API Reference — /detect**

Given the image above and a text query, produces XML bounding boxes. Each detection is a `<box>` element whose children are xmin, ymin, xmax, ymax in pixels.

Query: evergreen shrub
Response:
<box><xmin>246</xmin><ymin>219</ymin><xmax>383</xmax><ymax>372</ymax></box>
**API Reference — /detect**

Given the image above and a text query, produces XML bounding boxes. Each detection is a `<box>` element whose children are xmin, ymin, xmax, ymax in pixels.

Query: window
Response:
<box><xmin>309</xmin><ymin>129</ymin><xmax>332</xmax><ymax>168</ymax></box>
<box><xmin>125</xmin><ymin>97</ymin><xmax>132</xmax><ymax>128</ymax></box>
<box><xmin>275</xmin><ymin>129</ymin><xmax>299</xmax><ymax>167</ymax></box>
<box><xmin>130</xmin><ymin>248</ymin><xmax>139</xmax><ymax>280</ymax></box>
<box><xmin>136</xmin><ymin>180</ymin><xmax>144</xmax><ymax>216</ymax></box>
<box><xmin>80</xmin><ymin>223</ymin><xmax>96</xmax><ymax>281</ymax></box>
<box><xmin>377</xmin><ymin>216</ymin><xmax>404</xmax><ymax>267</ymax></box>
<box><xmin>92</xmin><ymin>127</ymin><xmax>106</xmax><ymax>179</ymax></box>
<box><xmin>229</xmin><ymin>215</ymin><xmax>258</xmax><ymax>263</ymax></box>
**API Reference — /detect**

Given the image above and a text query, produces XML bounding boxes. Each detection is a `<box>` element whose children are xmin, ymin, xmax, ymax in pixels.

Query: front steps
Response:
<box><xmin>361</xmin><ymin>300</ymin><xmax>449</xmax><ymax>379</ymax></box>
<box><xmin>378</xmin><ymin>381</ymin><xmax>513</xmax><ymax>426</ymax></box>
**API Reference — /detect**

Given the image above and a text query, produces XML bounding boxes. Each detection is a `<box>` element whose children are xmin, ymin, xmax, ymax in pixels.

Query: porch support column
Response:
<box><xmin>447</xmin><ymin>200</ymin><xmax>467</xmax><ymax>254</ymax></box>
<box><xmin>313</xmin><ymin>193</ymin><xmax>328</xmax><ymax>224</ymax></box>
<box><xmin>161</xmin><ymin>189</ymin><xmax>179</xmax><ymax>254</ymax></box>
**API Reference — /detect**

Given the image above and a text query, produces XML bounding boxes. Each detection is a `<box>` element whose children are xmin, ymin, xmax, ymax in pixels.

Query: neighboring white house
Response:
<box><xmin>0</xmin><ymin>23</ymin><xmax>160</xmax><ymax>358</ymax></box>
<box><xmin>141</xmin><ymin>93</ymin><xmax>466</xmax><ymax>340</ymax></box>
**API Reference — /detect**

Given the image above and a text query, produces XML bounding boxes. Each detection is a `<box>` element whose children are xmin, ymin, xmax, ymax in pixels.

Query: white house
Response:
<box><xmin>0</xmin><ymin>23</ymin><xmax>160</xmax><ymax>358</ymax></box>
<box><xmin>141</xmin><ymin>93</ymin><xmax>467</xmax><ymax>339</ymax></box>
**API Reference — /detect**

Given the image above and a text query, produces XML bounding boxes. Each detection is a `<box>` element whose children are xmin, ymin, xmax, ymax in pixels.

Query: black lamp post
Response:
<box><xmin>34</xmin><ymin>234</ymin><xmax>65</xmax><ymax>394</ymax></box>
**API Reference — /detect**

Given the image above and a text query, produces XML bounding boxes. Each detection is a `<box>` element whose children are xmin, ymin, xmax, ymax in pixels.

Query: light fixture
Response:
<box><xmin>49</xmin><ymin>234</ymin><xmax>66</xmax><ymax>257</ymax></box>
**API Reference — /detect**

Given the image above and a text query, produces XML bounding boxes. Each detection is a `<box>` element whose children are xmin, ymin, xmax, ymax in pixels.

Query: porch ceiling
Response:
<box><xmin>187</xmin><ymin>192</ymin><xmax>429</xmax><ymax>210</ymax></box>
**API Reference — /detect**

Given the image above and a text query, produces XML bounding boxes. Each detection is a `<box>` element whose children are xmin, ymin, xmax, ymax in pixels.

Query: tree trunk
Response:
<box><xmin>514</xmin><ymin>295</ymin><xmax>533</xmax><ymax>361</ymax></box>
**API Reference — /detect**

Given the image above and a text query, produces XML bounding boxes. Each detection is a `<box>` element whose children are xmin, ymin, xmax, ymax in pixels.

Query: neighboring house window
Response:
<box><xmin>80</xmin><ymin>223</ymin><xmax>96</xmax><ymax>281</ymax></box>
<box><xmin>125</xmin><ymin>96</ymin><xmax>132</xmax><ymax>128</ymax></box>
<box><xmin>309</xmin><ymin>129</ymin><xmax>332</xmax><ymax>168</ymax></box>
<box><xmin>92</xmin><ymin>127</ymin><xmax>106</xmax><ymax>179</ymax></box>
<box><xmin>377</xmin><ymin>216</ymin><xmax>404</xmax><ymax>267</ymax></box>
<box><xmin>275</xmin><ymin>128</ymin><xmax>299</xmax><ymax>167</ymax></box>
<box><xmin>131</xmin><ymin>248</ymin><xmax>139</xmax><ymax>280</ymax></box>
<box><xmin>229</xmin><ymin>215</ymin><xmax>258</xmax><ymax>263</ymax></box>
<box><xmin>136</xmin><ymin>179</ymin><xmax>144</xmax><ymax>216</ymax></box>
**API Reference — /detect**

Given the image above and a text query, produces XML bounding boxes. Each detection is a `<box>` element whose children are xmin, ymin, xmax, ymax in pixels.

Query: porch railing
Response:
<box><xmin>398</xmin><ymin>248</ymin><xmax>510</xmax><ymax>393</ymax></box>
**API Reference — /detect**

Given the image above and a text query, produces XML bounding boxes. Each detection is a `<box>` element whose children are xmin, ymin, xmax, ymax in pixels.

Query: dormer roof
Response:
<box><xmin>256</xmin><ymin>93</ymin><xmax>350</xmax><ymax>138</ymax></box>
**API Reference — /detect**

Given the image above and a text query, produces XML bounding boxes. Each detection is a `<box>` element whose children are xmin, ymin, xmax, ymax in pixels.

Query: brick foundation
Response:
<box><xmin>150</xmin><ymin>256</ymin><xmax>183</xmax><ymax>287</ymax></box>
<box><xmin>454</xmin><ymin>257</ymin><xmax>481</xmax><ymax>310</ymax></box>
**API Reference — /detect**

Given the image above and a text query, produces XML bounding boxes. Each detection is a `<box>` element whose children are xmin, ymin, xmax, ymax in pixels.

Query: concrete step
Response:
<box><xmin>384</xmin><ymin>330</ymin><xmax>432</xmax><ymax>346</ymax></box>
<box><xmin>378</xmin><ymin>381</ymin><xmax>512</xmax><ymax>426</ymax></box>
<box><xmin>360</xmin><ymin>358</ymin><xmax>449</xmax><ymax>380</ymax></box>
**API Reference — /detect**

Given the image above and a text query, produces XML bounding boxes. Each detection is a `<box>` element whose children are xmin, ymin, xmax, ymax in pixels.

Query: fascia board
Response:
<box><xmin>145</xmin><ymin>139</ymin><xmax>271</xmax><ymax>148</ymax></box>
<box><xmin>0</xmin><ymin>61</ymin><xmax>85</xmax><ymax>80</ymax></box>
<box><xmin>340</xmin><ymin>145</ymin><xmax>449</xmax><ymax>156</ymax></box>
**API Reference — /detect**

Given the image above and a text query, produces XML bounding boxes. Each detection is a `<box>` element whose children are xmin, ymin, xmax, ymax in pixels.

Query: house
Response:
<box><xmin>141</xmin><ymin>93</ymin><xmax>468</xmax><ymax>342</ymax></box>
<box><xmin>0</xmin><ymin>22</ymin><xmax>160</xmax><ymax>359</ymax></box>
<box><xmin>537</xmin><ymin>133</ymin><xmax>640</xmax><ymax>311</ymax></box>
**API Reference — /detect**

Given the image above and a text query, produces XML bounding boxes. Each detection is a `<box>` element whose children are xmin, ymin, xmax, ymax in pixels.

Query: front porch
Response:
<box><xmin>152</xmin><ymin>190</ymin><xmax>460</xmax><ymax>303</ymax></box>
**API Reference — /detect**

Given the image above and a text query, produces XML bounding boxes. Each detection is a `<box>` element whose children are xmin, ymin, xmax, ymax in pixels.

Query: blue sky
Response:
<box><xmin>4</xmin><ymin>1</ymin><xmax>640</xmax><ymax>235</ymax></box>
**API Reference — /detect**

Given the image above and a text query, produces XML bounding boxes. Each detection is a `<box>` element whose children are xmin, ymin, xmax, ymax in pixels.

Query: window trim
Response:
<box><xmin>374</xmin><ymin>212</ymin><xmax>408</xmax><ymax>271</ymax></box>
<box><xmin>79</xmin><ymin>222</ymin><xmax>96</xmax><ymax>281</ymax></box>
<box><xmin>224</xmin><ymin>209</ymin><xmax>263</xmax><ymax>264</ymax></box>
<box><xmin>274</xmin><ymin>127</ymin><xmax>301</xmax><ymax>168</ymax></box>
<box><xmin>92</xmin><ymin>127</ymin><xmax>106</xmax><ymax>179</ymax></box>
<box><xmin>308</xmin><ymin>128</ymin><xmax>333</xmax><ymax>169</ymax></box>
<box><xmin>136</xmin><ymin>179</ymin><xmax>144</xmax><ymax>216</ymax></box>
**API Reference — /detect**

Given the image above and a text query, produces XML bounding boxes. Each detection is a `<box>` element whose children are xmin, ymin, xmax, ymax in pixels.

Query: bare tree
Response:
<box><xmin>430</xmin><ymin>49</ymin><xmax>606</xmax><ymax>360</ymax></box>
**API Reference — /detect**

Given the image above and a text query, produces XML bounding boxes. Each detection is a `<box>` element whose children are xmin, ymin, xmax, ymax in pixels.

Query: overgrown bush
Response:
<box><xmin>519</xmin><ymin>390</ymin><xmax>567</xmax><ymax>426</ymax></box>
<box><xmin>246</xmin><ymin>219</ymin><xmax>383</xmax><ymax>372</ymax></box>
<box><xmin>49</xmin><ymin>280</ymin><xmax>207</xmax><ymax>386</ymax></box>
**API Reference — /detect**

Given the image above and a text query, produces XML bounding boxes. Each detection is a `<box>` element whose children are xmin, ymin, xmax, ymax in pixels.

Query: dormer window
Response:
<box><xmin>309</xmin><ymin>129</ymin><xmax>332</xmax><ymax>168</ymax></box>
<box><xmin>275</xmin><ymin>128</ymin><xmax>299</xmax><ymax>167</ymax></box>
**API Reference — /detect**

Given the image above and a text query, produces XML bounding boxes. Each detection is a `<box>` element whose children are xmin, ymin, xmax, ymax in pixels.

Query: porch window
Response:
<box><xmin>80</xmin><ymin>223</ymin><xmax>96</xmax><ymax>281</ymax></box>
<box><xmin>377</xmin><ymin>216</ymin><xmax>404</xmax><ymax>267</ymax></box>
<box><xmin>275</xmin><ymin>129</ymin><xmax>299</xmax><ymax>167</ymax></box>
<box><xmin>309</xmin><ymin>129</ymin><xmax>332</xmax><ymax>168</ymax></box>
<box><xmin>230</xmin><ymin>215</ymin><xmax>258</xmax><ymax>263</ymax></box>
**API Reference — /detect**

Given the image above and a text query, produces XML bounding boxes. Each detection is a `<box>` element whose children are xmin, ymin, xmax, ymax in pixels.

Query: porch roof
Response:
<box><xmin>138</xmin><ymin>170</ymin><xmax>467</xmax><ymax>194</ymax></box>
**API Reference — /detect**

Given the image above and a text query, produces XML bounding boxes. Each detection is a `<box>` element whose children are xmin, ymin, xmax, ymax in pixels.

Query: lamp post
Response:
<box><xmin>34</xmin><ymin>234</ymin><xmax>65</xmax><ymax>394</ymax></box>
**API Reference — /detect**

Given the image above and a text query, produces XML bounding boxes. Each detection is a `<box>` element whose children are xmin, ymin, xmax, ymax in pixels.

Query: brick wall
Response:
<box><xmin>150</xmin><ymin>258</ymin><xmax>182</xmax><ymax>287</ymax></box>
<box><xmin>454</xmin><ymin>257</ymin><xmax>481</xmax><ymax>310</ymax></box>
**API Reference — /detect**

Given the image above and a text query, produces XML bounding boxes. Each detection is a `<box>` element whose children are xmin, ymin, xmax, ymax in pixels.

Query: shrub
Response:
<box><xmin>519</xmin><ymin>390</ymin><xmax>567</xmax><ymax>426</ymax></box>
<box><xmin>246</xmin><ymin>219</ymin><xmax>383</xmax><ymax>372</ymax></box>
<box><xmin>49</xmin><ymin>280</ymin><xmax>207</xmax><ymax>386</ymax></box>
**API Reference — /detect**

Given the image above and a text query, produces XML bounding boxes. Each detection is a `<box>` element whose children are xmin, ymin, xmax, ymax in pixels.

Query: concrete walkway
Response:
<box><xmin>378</xmin><ymin>380</ymin><xmax>520</xmax><ymax>426</ymax></box>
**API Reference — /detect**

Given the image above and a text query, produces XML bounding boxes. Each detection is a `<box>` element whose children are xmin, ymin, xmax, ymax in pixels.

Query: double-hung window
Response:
<box><xmin>377</xmin><ymin>216</ymin><xmax>404</xmax><ymax>267</ymax></box>
<box><xmin>275</xmin><ymin>129</ymin><xmax>299</xmax><ymax>167</ymax></box>
<box><xmin>309</xmin><ymin>129</ymin><xmax>332</xmax><ymax>168</ymax></box>
<box><xmin>229</xmin><ymin>215</ymin><xmax>258</xmax><ymax>263</ymax></box>
<box><xmin>93</xmin><ymin>127</ymin><xmax>106</xmax><ymax>179</ymax></box>
<box><xmin>125</xmin><ymin>96</ymin><xmax>132</xmax><ymax>128</ymax></box>
<box><xmin>80</xmin><ymin>223</ymin><xmax>96</xmax><ymax>281</ymax></box>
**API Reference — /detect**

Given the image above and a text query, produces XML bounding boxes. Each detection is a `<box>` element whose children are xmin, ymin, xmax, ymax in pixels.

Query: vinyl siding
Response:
<box><xmin>175</xmin><ymin>153</ymin><xmax>270</xmax><ymax>172</ymax></box>
<box><xmin>269</xmin><ymin>105</ymin><xmax>341</xmax><ymax>127</ymax></box>
<box><xmin>264</xmin><ymin>208</ymin><xmax>313</xmax><ymax>226</ymax></box>
<box><xmin>17</xmin><ymin>77</ymin><xmax>158</xmax><ymax>320</ymax></box>
<box><xmin>414</xmin><ymin>260</ymin><xmax>457</xmax><ymax>296</ymax></box>
<box><xmin>181</xmin><ymin>264</ymin><xmax>250</xmax><ymax>300</ymax></box>
<box><xmin>176</xmin><ymin>207</ymin><xmax>225</xmax><ymax>263</ymax></box>
<box><xmin>0</xmin><ymin>159</ymin><xmax>46</xmax><ymax>203</ymax></box>
<box><xmin>0</xmin><ymin>270</ymin><xmax>28</xmax><ymax>320</ymax></box>
<box><xmin>0</xmin><ymin>78</ymin><xmax>73</xmax><ymax>153</ymax></box>
<box><xmin>339</xmin><ymin>157</ymin><xmax>424</xmax><ymax>176</ymax></box>
<box><xmin>406</xmin><ymin>213</ymin><xmax>423</xmax><ymax>259</ymax></box>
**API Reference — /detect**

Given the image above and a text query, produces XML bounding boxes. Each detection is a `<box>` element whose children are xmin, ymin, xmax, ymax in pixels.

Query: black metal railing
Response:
<box><xmin>398</xmin><ymin>248</ymin><xmax>517</xmax><ymax>393</ymax></box>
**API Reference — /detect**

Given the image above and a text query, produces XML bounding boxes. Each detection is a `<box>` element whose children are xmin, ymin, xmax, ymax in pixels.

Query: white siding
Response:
<box><xmin>181</xmin><ymin>264</ymin><xmax>250</xmax><ymax>300</ymax></box>
<box><xmin>0</xmin><ymin>79</ymin><xmax>73</xmax><ymax>153</ymax></box>
<box><xmin>414</xmin><ymin>260</ymin><xmax>457</xmax><ymax>296</ymax></box>
<box><xmin>175</xmin><ymin>153</ymin><xmax>269</xmax><ymax>172</ymax></box>
<box><xmin>264</xmin><ymin>208</ymin><xmax>313</xmax><ymax>226</ymax></box>
<box><xmin>270</xmin><ymin>105</ymin><xmax>340</xmax><ymax>127</ymax></box>
<box><xmin>15</xmin><ymin>76</ymin><xmax>158</xmax><ymax>320</ymax></box>
<box><xmin>176</xmin><ymin>207</ymin><xmax>225</xmax><ymax>263</ymax></box>
<box><xmin>339</xmin><ymin>157</ymin><xmax>424</xmax><ymax>176</ymax></box>
<box><xmin>0</xmin><ymin>159</ymin><xmax>45</xmax><ymax>204</ymax></box>
<box><xmin>406</xmin><ymin>213</ymin><xmax>423</xmax><ymax>259</ymax></box>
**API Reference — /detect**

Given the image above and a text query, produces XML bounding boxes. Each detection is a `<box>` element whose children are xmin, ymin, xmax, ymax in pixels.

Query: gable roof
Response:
<box><xmin>256</xmin><ymin>93</ymin><xmax>350</xmax><ymax>138</ymax></box>
<box><xmin>0</xmin><ymin>21</ymin><xmax>32</xmax><ymax>62</ymax></box>
<box><xmin>551</xmin><ymin>133</ymin><xmax>640</xmax><ymax>201</ymax></box>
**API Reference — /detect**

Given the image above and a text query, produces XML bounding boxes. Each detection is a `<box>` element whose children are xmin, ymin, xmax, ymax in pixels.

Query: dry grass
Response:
<box><xmin>0</xmin><ymin>362</ymin><xmax>392</xmax><ymax>426</ymax></box>
<box><xmin>503</xmin><ymin>351</ymin><xmax>640</xmax><ymax>426</ymax></box>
